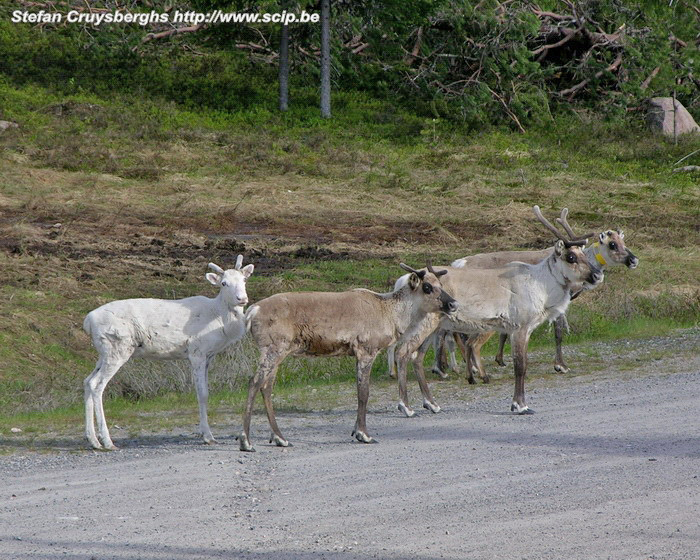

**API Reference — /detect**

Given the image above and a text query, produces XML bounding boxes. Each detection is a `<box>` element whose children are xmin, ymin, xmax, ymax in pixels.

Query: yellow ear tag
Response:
<box><xmin>595</xmin><ymin>252</ymin><xmax>607</xmax><ymax>267</ymax></box>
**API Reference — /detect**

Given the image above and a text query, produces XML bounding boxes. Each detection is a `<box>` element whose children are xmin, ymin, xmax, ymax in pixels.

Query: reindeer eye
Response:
<box><xmin>608</xmin><ymin>242</ymin><xmax>617</xmax><ymax>251</ymax></box>
<box><xmin>566</xmin><ymin>253</ymin><xmax>577</xmax><ymax>264</ymax></box>
<box><xmin>221</xmin><ymin>280</ymin><xmax>228</xmax><ymax>287</ymax></box>
<box><xmin>422</xmin><ymin>283</ymin><xmax>433</xmax><ymax>294</ymax></box>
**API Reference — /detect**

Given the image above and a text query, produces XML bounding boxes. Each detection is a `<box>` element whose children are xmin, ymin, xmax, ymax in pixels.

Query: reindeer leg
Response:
<box><xmin>464</xmin><ymin>337</ymin><xmax>476</xmax><ymax>385</ymax></box>
<box><xmin>471</xmin><ymin>332</ymin><xmax>492</xmax><ymax>384</ymax></box>
<box><xmin>553</xmin><ymin>315</ymin><xmax>570</xmax><ymax>373</ymax></box>
<box><xmin>190</xmin><ymin>356</ymin><xmax>216</xmax><ymax>444</ymax></box>
<box><xmin>84</xmin><ymin>359</ymin><xmax>104</xmax><ymax>450</ymax></box>
<box><xmin>240</xmin><ymin>347</ymin><xmax>285</xmax><ymax>452</ymax></box>
<box><xmin>386</xmin><ymin>344</ymin><xmax>398</xmax><ymax>379</ymax></box>
<box><xmin>396</xmin><ymin>350</ymin><xmax>416</xmax><ymax>418</ymax></box>
<box><xmin>352</xmin><ymin>353</ymin><xmax>378</xmax><ymax>444</ymax></box>
<box><xmin>261</xmin><ymin>375</ymin><xmax>289</xmax><ymax>448</ymax></box>
<box><xmin>431</xmin><ymin>330</ymin><xmax>449</xmax><ymax>380</ymax></box>
<box><xmin>453</xmin><ymin>333</ymin><xmax>469</xmax><ymax>375</ymax></box>
<box><xmin>495</xmin><ymin>333</ymin><xmax>508</xmax><ymax>367</ymax></box>
<box><xmin>445</xmin><ymin>332</ymin><xmax>458</xmax><ymax>372</ymax></box>
<box><xmin>510</xmin><ymin>329</ymin><xmax>534</xmax><ymax>415</ymax></box>
<box><xmin>86</xmin><ymin>349</ymin><xmax>132</xmax><ymax>451</ymax></box>
<box><xmin>408</xmin><ymin>336</ymin><xmax>441</xmax><ymax>413</ymax></box>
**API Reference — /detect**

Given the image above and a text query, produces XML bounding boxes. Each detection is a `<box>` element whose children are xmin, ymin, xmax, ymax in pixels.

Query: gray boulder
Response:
<box><xmin>646</xmin><ymin>97</ymin><xmax>700</xmax><ymax>137</ymax></box>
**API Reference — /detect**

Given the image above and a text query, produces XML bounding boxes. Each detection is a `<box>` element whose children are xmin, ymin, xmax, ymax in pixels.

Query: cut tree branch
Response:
<box><xmin>141</xmin><ymin>24</ymin><xmax>205</xmax><ymax>44</ymax></box>
<box><xmin>559</xmin><ymin>52</ymin><xmax>623</xmax><ymax>98</ymax></box>
<box><xmin>640</xmin><ymin>66</ymin><xmax>660</xmax><ymax>90</ymax></box>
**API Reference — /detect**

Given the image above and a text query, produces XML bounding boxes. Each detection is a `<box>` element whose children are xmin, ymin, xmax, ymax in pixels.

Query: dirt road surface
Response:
<box><xmin>2</xmin><ymin>341</ymin><xmax>699</xmax><ymax>560</ymax></box>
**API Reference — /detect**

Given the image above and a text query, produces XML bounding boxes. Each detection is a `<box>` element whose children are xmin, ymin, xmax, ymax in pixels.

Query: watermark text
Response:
<box><xmin>10</xmin><ymin>10</ymin><xmax>319</xmax><ymax>26</ymax></box>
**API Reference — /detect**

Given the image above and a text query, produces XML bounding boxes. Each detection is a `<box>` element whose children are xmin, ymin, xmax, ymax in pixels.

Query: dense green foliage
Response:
<box><xmin>1</xmin><ymin>1</ymin><xmax>699</xmax><ymax>129</ymax></box>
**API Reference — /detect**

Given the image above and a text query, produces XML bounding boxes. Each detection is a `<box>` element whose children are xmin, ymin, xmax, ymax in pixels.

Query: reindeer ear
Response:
<box><xmin>599</xmin><ymin>232</ymin><xmax>606</xmax><ymax>243</ymax></box>
<box><xmin>554</xmin><ymin>239</ymin><xmax>565</xmax><ymax>257</ymax></box>
<box><xmin>408</xmin><ymin>272</ymin><xmax>421</xmax><ymax>290</ymax></box>
<box><xmin>206</xmin><ymin>272</ymin><xmax>221</xmax><ymax>286</ymax></box>
<box><xmin>241</xmin><ymin>264</ymin><xmax>254</xmax><ymax>278</ymax></box>
<box><xmin>617</xmin><ymin>229</ymin><xmax>624</xmax><ymax>239</ymax></box>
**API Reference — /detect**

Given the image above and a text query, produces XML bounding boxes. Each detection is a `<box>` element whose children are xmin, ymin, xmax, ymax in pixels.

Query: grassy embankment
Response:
<box><xmin>0</xmin><ymin>78</ymin><xmax>698</xmax><ymax>444</ymax></box>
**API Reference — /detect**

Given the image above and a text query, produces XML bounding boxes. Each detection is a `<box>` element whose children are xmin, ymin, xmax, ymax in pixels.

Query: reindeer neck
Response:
<box><xmin>585</xmin><ymin>242</ymin><xmax>608</xmax><ymax>269</ymax></box>
<box><xmin>388</xmin><ymin>286</ymin><xmax>427</xmax><ymax>336</ymax></box>
<box><xmin>538</xmin><ymin>255</ymin><xmax>569</xmax><ymax>293</ymax></box>
<box><xmin>214</xmin><ymin>292</ymin><xmax>246</xmax><ymax>320</ymax></box>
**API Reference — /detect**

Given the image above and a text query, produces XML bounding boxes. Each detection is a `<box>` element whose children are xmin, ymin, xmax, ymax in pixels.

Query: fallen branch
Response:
<box><xmin>141</xmin><ymin>24</ymin><xmax>205</xmax><ymax>44</ymax></box>
<box><xmin>404</xmin><ymin>27</ymin><xmax>423</xmax><ymax>66</ymax></box>
<box><xmin>559</xmin><ymin>52</ymin><xmax>623</xmax><ymax>98</ymax></box>
<box><xmin>532</xmin><ymin>8</ymin><xmax>573</xmax><ymax>22</ymax></box>
<box><xmin>670</xmin><ymin>35</ymin><xmax>687</xmax><ymax>49</ymax></box>
<box><xmin>640</xmin><ymin>66</ymin><xmax>660</xmax><ymax>90</ymax></box>
<box><xmin>673</xmin><ymin>148</ymin><xmax>700</xmax><ymax>166</ymax></box>
<box><xmin>352</xmin><ymin>43</ymin><xmax>369</xmax><ymax>55</ymax></box>
<box><xmin>672</xmin><ymin>165</ymin><xmax>700</xmax><ymax>173</ymax></box>
<box><xmin>531</xmin><ymin>26</ymin><xmax>582</xmax><ymax>59</ymax></box>
<box><xmin>486</xmin><ymin>85</ymin><xmax>526</xmax><ymax>133</ymax></box>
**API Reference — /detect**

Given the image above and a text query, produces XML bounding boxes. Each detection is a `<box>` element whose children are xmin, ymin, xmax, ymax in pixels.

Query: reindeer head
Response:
<box><xmin>553</xmin><ymin>208</ymin><xmax>639</xmax><ymax>270</ymax></box>
<box><xmin>206</xmin><ymin>255</ymin><xmax>254</xmax><ymax>308</ymax></box>
<box><xmin>533</xmin><ymin>206</ymin><xmax>603</xmax><ymax>290</ymax></box>
<box><xmin>553</xmin><ymin>240</ymin><xmax>603</xmax><ymax>289</ymax></box>
<box><xmin>399</xmin><ymin>263</ymin><xmax>458</xmax><ymax>315</ymax></box>
<box><xmin>594</xmin><ymin>230</ymin><xmax>638</xmax><ymax>269</ymax></box>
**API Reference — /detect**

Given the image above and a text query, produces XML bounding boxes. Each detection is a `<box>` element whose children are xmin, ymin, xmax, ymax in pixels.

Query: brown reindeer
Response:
<box><xmin>239</xmin><ymin>264</ymin><xmax>457</xmax><ymax>451</ymax></box>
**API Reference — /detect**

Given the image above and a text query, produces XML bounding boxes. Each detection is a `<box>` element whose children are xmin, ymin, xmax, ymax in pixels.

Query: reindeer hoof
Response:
<box><xmin>354</xmin><ymin>431</ymin><xmax>377</xmax><ymax>444</ymax></box>
<box><xmin>397</xmin><ymin>402</ymin><xmax>415</xmax><ymax>418</ymax></box>
<box><xmin>99</xmin><ymin>439</ymin><xmax>118</xmax><ymax>451</ymax></box>
<box><xmin>431</xmin><ymin>367</ymin><xmax>449</xmax><ymax>380</ymax></box>
<box><xmin>554</xmin><ymin>364</ymin><xmax>570</xmax><ymax>374</ymax></box>
<box><xmin>270</xmin><ymin>434</ymin><xmax>290</xmax><ymax>448</ymax></box>
<box><xmin>203</xmin><ymin>436</ymin><xmax>218</xmax><ymax>445</ymax></box>
<box><xmin>481</xmin><ymin>376</ymin><xmax>491</xmax><ymax>384</ymax></box>
<box><xmin>467</xmin><ymin>376</ymin><xmax>476</xmax><ymax>385</ymax></box>
<box><xmin>511</xmin><ymin>403</ymin><xmax>535</xmax><ymax>415</ymax></box>
<box><xmin>238</xmin><ymin>433</ymin><xmax>256</xmax><ymax>452</ymax></box>
<box><xmin>422</xmin><ymin>400</ymin><xmax>441</xmax><ymax>414</ymax></box>
<box><xmin>495</xmin><ymin>358</ymin><xmax>506</xmax><ymax>367</ymax></box>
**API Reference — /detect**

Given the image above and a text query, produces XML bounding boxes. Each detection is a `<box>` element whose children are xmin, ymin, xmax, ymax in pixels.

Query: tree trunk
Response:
<box><xmin>320</xmin><ymin>0</ymin><xmax>331</xmax><ymax>118</ymax></box>
<box><xmin>279</xmin><ymin>23</ymin><xmax>289</xmax><ymax>111</ymax></box>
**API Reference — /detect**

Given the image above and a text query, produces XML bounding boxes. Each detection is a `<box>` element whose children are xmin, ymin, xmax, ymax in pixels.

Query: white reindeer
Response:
<box><xmin>83</xmin><ymin>256</ymin><xmax>254</xmax><ymax>450</ymax></box>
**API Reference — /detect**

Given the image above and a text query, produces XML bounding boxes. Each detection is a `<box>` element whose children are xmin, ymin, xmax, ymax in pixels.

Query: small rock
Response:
<box><xmin>0</xmin><ymin>120</ymin><xmax>19</xmax><ymax>132</ymax></box>
<box><xmin>10</xmin><ymin>427</ymin><xmax>22</xmax><ymax>433</ymax></box>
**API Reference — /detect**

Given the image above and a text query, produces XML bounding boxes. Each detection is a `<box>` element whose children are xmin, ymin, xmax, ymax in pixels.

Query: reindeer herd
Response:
<box><xmin>83</xmin><ymin>206</ymin><xmax>638</xmax><ymax>452</ymax></box>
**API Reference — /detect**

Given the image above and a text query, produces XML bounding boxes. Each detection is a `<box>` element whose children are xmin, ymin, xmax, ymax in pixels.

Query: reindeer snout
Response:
<box><xmin>237</xmin><ymin>297</ymin><xmax>249</xmax><ymax>306</ymax></box>
<box><xmin>626</xmin><ymin>252</ymin><xmax>639</xmax><ymax>269</ymax></box>
<box><xmin>590</xmin><ymin>269</ymin><xmax>604</xmax><ymax>285</ymax></box>
<box><xmin>440</xmin><ymin>292</ymin><xmax>458</xmax><ymax>314</ymax></box>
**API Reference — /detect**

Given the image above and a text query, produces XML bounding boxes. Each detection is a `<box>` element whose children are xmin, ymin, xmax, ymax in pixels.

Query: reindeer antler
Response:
<box><xmin>427</xmin><ymin>261</ymin><xmax>448</xmax><ymax>277</ymax></box>
<box><xmin>556</xmin><ymin>208</ymin><xmax>596</xmax><ymax>242</ymax></box>
<box><xmin>533</xmin><ymin>205</ymin><xmax>567</xmax><ymax>240</ymax></box>
<box><xmin>208</xmin><ymin>263</ymin><xmax>225</xmax><ymax>275</ymax></box>
<box><xmin>399</xmin><ymin>263</ymin><xmax>426</xmax><ymax>278</ymax></box>
<box><xmin>532</xmin><ymin>205</ymin><xmax>589</xmax><ymax>247</ymax></box>
<box><xmin>234</xmin><ymin>255</ymin><xmax>244</xmax><ymax>270</ymax></box>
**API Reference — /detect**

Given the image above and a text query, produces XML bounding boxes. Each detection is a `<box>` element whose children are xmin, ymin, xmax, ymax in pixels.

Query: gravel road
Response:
<box><xmin>2</xmin><ymin>337</ymin><xmax>699</xmax><ymax>560</ymax></box>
